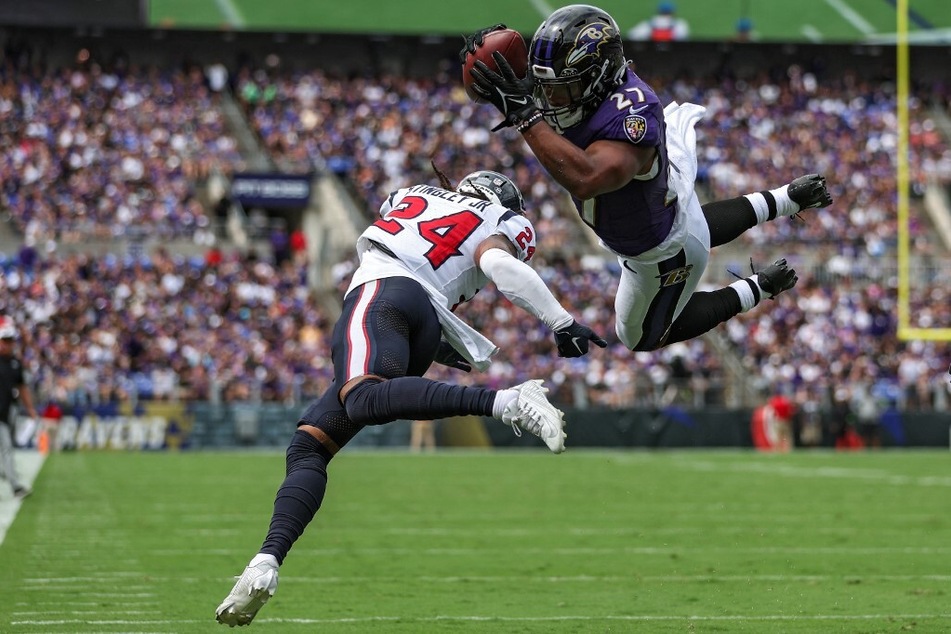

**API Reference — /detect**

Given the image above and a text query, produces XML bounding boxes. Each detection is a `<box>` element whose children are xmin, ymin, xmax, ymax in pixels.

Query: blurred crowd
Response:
<box><xmin>0</xmin><ymin>57</ymin><xmax>245</xmax><ymax>245</ymax></box>
<box><xmin>0</xmin><ymin>51</ymin><xmax>949</xmax><ymax>420</ymax></box>
<box><xmin>2</xmin><ymin>242</ymin><xmax>945</xmax><ymax>417</ymax></box>
<box><xmin>237</xmin><ymin>65</ymin><xmax>585</xmax><ymax>251</ymax></box>
<box><xmin>0</xmin><ymin>248</ymin><xmax>333</xmax><ymax>407</ymax></box>
<box><xmin>238</xmin><ymin>62</ymin><xmax>951</xmax><ymax>259</ymax></box>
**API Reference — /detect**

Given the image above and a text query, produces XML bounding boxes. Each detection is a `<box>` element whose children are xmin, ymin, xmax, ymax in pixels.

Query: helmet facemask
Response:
<box><xmin>532</xmin><ymin>58</ymin><xmax>614</xmax><ymax>133</ymax></box>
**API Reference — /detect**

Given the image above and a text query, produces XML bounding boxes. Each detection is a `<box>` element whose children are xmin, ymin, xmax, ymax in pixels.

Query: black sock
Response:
<box><xmin>345</xmin><ymin>376</ymin><xmax>495</xmax><ymax>426</ymax></box>
<box><xmin>260</xmin><ymin>430</ymin><xmax>330</xmax><ymax>565</ymax></box>
<box><xmin>701</xmin><ymin>197</ymin><xmax>757</xmax><ymax>247</ymax></box>
<box><xmin>665</xmin><ymin>288</ymin><xmax>743</xmax><ymax>345</ymax></box>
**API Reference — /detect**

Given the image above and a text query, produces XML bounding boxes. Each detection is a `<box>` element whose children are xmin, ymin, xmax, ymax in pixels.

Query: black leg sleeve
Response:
<box><xmin>665</xmin><ymin>287</ymin><xmax>743</xmax><ymax>345</ymax></box>
<box><xmin>344</xmin><ymin>376</ymin><xmax>496</xmax><ymax>426</ymax></box>
<box><xmin>260</xmin><ymin>430</ymin><xmax>330</xmax><ymax>565</ymax></box>
<box><xmin>702</xmin><ymin>196</ymin><xmax>758</xmax><ymax>248</ymax></box>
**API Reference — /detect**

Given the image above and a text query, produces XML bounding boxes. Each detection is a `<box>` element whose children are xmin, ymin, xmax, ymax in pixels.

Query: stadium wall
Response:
<box><xmin>23</xmin><ymin>403</ymin><xmax>951</xmax><ymax>451</ymax></box>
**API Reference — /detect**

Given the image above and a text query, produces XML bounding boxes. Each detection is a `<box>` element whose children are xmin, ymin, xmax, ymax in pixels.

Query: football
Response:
<box><xmin>462</xmin><ymin>28</ymin><xmax>528</xmax><ymax>103</ymax></box>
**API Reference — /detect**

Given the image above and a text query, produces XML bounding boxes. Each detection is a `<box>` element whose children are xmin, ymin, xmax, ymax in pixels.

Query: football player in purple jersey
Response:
<box><xmin>464</xmin><ymin>4</ymin><xmax>832</xmax><ymax>352</ymax></box>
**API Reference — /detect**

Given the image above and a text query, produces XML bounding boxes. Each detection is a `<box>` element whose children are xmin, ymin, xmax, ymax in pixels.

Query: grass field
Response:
<box><xmin>2</xmin><ymin>449</ymin><xmax>951</xmax><ymax>632</ymax></box>
<box><xmin>149</xmin><ymin>0</ymin><xmax>951</xmax><ymax>43</ymax></box>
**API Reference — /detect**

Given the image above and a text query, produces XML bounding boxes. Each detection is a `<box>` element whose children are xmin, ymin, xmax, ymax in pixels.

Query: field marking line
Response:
<box><xmin>0</xmin><ymin>450</ymin><xmax>45</xmax><ymax>546</ymax></box>
<box><xmin>866</xmin><ymin>27</ymin><xmax>951</xmax><ymax>44</ymax></box>
<box><xmin>265</xmin><ymin>614</ymin><xmax>951</xmax><ymax>624</ymax></box>
<box><xmin>280</xmin><ymin>573</ymin><xmax>951</xmax><ymax>584</ymax></box>
<box><xmin>150</xmin><ymin>544</ymin><xmax>951</xmax><ymax>557</ymax></box>
<box><xmin>802</xmin><ymin>25</ymin><xmax>824</xmax><ymax>42</ymax></box>
<box><xmin>11</xmin><ymin>601</ymin><xmax>162</xmax><ymax>619</ymax></box>
<box><xmin>352</xmin><ymin>523</ymin><xmax>918</xmax><ymax>536</ymax></box>
<box><xmin>21</xmin><ymin>573</ymin><xmax>144</xmax><ymax>583</ymax></box>
<box><xmin>26</xmin><ymin>573</ymin><xmax>951</xmax><ymax>586</ymax></box>
<box><xmin>214</xmin><ymin>0</ymin><xmax>245</xmax><ymax>29</ymax></box>
<box><xmin>11</xmin><ymin>614</ymin><xmax>951</xmax><ymax>626</ymax></box>
<box><xmin>529</xmin><ymin>0</ymin><xmax>555</xmax><ymax>21</ymax></box>
<box><xmin>288</xmin><ymin>545</ymin><xmax>951</xmax><ymax>555</ymax></box>
<box><xmin>675</xmin><ymin>458</ymin><xmax>951</xmax><ymax>486</ymax></box>
<box><xmin>823</xmin><ymin>0</ymin><xmax>876</xmax><ymax>34</ymax></box>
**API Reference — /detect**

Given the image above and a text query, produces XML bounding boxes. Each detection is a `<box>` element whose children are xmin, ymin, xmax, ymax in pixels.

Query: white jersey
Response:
<box><xmin>353</xmin><ymin>183</ymin><xmax>538</xmax><ymax>311</ymax></box>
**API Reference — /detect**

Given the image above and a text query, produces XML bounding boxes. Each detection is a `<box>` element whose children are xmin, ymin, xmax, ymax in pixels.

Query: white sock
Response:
<box><xmin>729</xmin><ymin>275</ymin><xmax>767</xmax><ymax>313</ymax></box>
<box><xmin>744</xmin><ymin>185</ymin><xmax>799</xmax><ymax>224</ymax></box>
<box><xmin>492</xmin><ymin>389</ymin><xmax>518</xmax><ymax>419</ymax></box>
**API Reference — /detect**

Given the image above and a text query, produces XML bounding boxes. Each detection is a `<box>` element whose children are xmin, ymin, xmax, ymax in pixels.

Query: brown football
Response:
<box><xmin>462</xmin><ymin>28</ymin><xmax>529</xmax><ymax>104</ymax></box>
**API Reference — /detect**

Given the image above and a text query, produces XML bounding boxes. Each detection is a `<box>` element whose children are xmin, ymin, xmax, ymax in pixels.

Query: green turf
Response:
<box><xmin>148</xmin><ymin>0</ymin><xmax>951</xmax><ymax>43</ymax></box>
<box><xmin>2</xmin><ymin>449</ymin><xmax>951</xmax><ymax>632</ymax></box>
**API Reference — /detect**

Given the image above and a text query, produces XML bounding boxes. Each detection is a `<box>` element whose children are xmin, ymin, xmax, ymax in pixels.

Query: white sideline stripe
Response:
<box><xmin>0</xmin><ymin>450</ymin><xmax>45</xmax><ymax>545</ymax></box>
<box><xmin>12</xmin><ymin>614</ymin><xmax>951</xmax><ymax>626</ymax></box>
<box><xmin>823</xmin><ymin>0</ymin><xmax>875</xmax><ymax>35</ymax></box>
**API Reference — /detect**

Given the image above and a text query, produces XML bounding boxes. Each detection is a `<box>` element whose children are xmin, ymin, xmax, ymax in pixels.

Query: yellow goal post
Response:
<box><xmin>896</xmin><ymin>0</ymin><xmax>951</xmax><ymax>341</ymax></box>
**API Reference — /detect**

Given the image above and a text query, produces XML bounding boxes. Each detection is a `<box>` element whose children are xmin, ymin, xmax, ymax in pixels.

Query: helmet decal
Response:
<box><xmin>565</xmin><ymin>22</ymin><xmax>617</xmax><ymax>70</ymax></box>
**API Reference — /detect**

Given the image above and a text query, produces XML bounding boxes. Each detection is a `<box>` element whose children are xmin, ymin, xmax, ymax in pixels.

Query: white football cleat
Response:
<box><xmin>501</xmin><ymin>380</ymin><xmax>566</xmax><ymax>454</ymax></box>
<box><xmin>215</xmin><ymin>553</ymin><xmax>279</xmax><ymax>627</ymax></box>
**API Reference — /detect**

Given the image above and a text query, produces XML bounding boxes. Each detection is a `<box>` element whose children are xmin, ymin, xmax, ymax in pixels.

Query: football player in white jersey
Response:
<box><xmin>216</xmin><ymin>169</ymin><xmax>606</xmax><ymax>626</ymax></box>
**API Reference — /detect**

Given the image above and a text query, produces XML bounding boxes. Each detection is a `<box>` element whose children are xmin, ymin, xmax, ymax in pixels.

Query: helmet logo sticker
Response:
<box><xmin>565</xmin><ymin>22</ymin><xmax>616</xmax><ymax>70</ymax></box>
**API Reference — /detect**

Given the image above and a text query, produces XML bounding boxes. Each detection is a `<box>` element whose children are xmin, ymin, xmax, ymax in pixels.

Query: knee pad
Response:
<box><xmin>342</xmin><ymin>378</ymin><xmax>388</xmax><ymax>426</ymax></box>
<box><xmin>286</xmin><ymin>430</ymin><xmax>330</xmax><ymax>475</ymax></box>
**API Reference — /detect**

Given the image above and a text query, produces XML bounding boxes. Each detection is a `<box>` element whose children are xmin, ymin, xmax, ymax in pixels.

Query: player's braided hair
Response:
<box><xmin>431</xmin><ymin>159</ymin><xmax>455</xmax><ymax>191</ymax></box>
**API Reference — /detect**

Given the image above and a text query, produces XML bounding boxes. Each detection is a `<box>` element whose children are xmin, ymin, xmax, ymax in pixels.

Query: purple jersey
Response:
<box><xmin>562</xmin><ymin>69</ymin><xmax>675</xmax><ymax>256</ymax></box>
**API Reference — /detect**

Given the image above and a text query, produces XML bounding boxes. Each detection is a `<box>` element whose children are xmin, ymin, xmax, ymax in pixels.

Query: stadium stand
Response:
<box><xmin>0</xmin><ymin>56</ymin><xmax>246</xmax><ymax>246</ymax></box>
<box><xmin>0</xmin><ymin>29</ymin><xmax>948</xmax><ymax>426</ymax></box>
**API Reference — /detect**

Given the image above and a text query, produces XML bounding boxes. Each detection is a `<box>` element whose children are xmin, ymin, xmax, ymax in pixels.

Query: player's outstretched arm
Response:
<box><xmin>477</xmin><ymin>243</ymin><xmax>606</xmax><ymax>357</ymax></box>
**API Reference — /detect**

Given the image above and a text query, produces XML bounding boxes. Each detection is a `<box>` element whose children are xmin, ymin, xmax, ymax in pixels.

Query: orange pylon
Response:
<box><xmin>37</xmin><ymin>428</ymin><xmax>49</xmax><ymax>455</ymax></box>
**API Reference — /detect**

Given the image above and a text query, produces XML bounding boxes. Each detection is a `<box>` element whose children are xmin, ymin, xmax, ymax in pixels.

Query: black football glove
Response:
<box><xmin>554</xmin><ymin>321</ymin><xmax>608</xmax><ymax>358</ymax></box>
<box><xmin>459</xmin><ymin>24</ymin><xmax>507</xmax><ymax>63</ymax></box>
<box><xmin>433</xmin><ymin>340</ymin><xmax>472</xmax><ymax>373</ymax></box>
<box><xmin>469</xmin><ymin>52</ymin><xmax>537</xmax><ymax>131</ymax></box>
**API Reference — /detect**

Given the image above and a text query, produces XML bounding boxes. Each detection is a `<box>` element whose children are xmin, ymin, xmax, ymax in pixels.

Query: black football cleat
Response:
<box><xmin>788</xmin><ymin>174</ymin><xmax>833</xmax><ymax>210</ymax></box>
